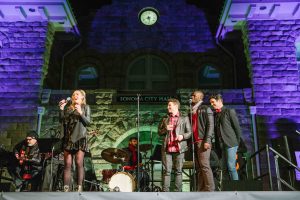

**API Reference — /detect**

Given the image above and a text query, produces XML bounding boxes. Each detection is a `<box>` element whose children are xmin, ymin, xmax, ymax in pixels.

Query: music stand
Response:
<box><xmin>150</xmin><ymin>145</ymin><xmax>162</xmax><ymax>161</ymax></box>
<box><xmin>38</xmin><ymin>138</ymin><xmax>61</xmax><ymax>154</ymax></box>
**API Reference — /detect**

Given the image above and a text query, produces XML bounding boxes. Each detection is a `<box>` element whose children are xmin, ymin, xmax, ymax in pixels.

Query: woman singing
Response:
<box><xmin>59</xmin><ymin>90</ymin><xmax>91</xmax><ymax>192</ymax></box>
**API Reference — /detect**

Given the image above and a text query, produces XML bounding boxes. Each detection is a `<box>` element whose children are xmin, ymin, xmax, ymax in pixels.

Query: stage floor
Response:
<box><xmin>1</xmin><ymin>192</ymin><xmax>300</xmax><ymax>200</ymax></box>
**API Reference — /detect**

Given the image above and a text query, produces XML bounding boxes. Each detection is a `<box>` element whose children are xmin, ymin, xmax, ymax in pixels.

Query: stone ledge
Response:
<box><xmin>0</xmin><ymin>0</ymin><xmax>78</xmax><ymax>34</ymax></box>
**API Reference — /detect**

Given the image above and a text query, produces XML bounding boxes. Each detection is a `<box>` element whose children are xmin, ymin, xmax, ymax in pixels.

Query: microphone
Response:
<box><xmin>60</xmin><ymin>97</ymin><xmax>71</xmax><ymax>106</ymax></box>
<box><xmin>65</xmin><ymin>97</ymin><xmax>72</xmax><ymax>110</ymax></box>
<box><xmin>66</xmin><ymin>97</ymin><xmax>72</xmax><ymax>104</ymax></box>
<box><xmin>189</xmin><ymin>99</ymin><xmax>192</xmax><ymax>104</ymax></box>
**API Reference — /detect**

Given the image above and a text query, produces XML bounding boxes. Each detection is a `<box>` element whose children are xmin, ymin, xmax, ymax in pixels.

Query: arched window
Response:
<box><xmin>127</xmin><ymin>55</ymin><xmax>169</xmax><ymax>90</ymax></box>
<box><xmin>198</xmin><ymin>65</ymin><xmax>221</xmax><ymax>88</ymax></box>
<box><xmin>76</xmin><ymin>66</ymin><xmax>98</xmax><ymax>89</ymax></box>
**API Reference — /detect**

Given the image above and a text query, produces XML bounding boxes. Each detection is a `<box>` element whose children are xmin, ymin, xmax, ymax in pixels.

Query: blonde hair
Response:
<box><xmin>72</xmin><ymin>89</ymin><xmax>87</xmax><ymax>106</ymax></box>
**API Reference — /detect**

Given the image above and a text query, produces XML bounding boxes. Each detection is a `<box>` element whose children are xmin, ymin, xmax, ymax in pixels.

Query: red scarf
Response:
<box><xmin>167</xmin><ymin>112</ymin><xmax>180</xmax><ymax>153</ymax></box>
<box><xmin>192</xmin><ymin>112</ymin><xmax>202</xmax><ymax>143</ymax></box>
<box><xmin>215</xmin><ymin>108</ymin><xmax>222</xmax><ymax>113</ymax></box>
<box><xmin>128</xmin><ymin>144</ymin><xmax>137</xmax><ymax>166</ymax></box>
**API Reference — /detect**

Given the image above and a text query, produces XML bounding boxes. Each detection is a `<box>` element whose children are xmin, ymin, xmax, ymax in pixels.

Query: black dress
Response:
<box><xmin>60</xmin><ymin>105</ymin><xmax>91</xmax><ymax>153</ymax></box>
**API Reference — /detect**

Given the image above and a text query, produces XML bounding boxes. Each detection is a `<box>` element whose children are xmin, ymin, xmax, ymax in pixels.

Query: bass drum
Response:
<box><xmin>108</xmin><ymin>172</ymin><xmax>136</xmax><ymax>192</ymax></box>
<box><xmin>102</xmin><ymin>169</ymin><xmax>117</xmax><ymax>184</ymax></box>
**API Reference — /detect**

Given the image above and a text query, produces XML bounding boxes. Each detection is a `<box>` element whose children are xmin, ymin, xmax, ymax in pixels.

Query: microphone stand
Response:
<box><xmin>189</xmin><ymin>99</ymin><xmax>197</xmax><ymax>191</ymax></box>
<box><xmin>149</xmin><ymin>114</ymin><xmax>154</xmax><ymax>191</ymax></box>
<box><xmin>49</xmin><ymin>145</ymin><xmax>55</xmax><ymax>191</ymax></box>
<box><xmin>136</xmin><ymin>94</ymin><xmax>141</xmax><ymax>192</ymax></box>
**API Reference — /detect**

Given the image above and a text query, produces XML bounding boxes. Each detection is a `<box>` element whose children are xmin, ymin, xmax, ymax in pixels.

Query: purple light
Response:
<box><xmin>88</xmin><ymin>1</ymin><xmax>215</xmax><ymax>53</ymax></box>
<box><xmin>295</xmin><ymin>151</ymin><xmax>300</xmax><ymax>181</ymax></box>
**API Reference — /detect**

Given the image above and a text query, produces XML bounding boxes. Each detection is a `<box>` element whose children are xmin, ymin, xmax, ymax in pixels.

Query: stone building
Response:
<box><xmin>0</xmin><ymin>0</ymin><xmax>300</xmax><ymax>191</ymax></box>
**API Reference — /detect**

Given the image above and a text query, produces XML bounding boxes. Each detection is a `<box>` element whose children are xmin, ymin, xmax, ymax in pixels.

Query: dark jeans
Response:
<box><xmin>195</xmin><ymin>141</ymin><xmax>215</xmax><ymax>191</ymax></box>
<box><xmin>161</xmin><ymin>151</ymin><xmax>184</xmax><ymax>192</ymax></box>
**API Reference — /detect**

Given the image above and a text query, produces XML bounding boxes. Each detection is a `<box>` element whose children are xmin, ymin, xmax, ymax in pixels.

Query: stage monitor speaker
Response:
<box><xmin>222</xmin><ymin>180</ymin><xmax>263</xmax><ymax>191</ymax></box>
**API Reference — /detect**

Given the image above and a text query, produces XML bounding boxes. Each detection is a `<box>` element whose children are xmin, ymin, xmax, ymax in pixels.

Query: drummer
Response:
<box><xmin>122</xmin><ymin>137</ymin><xmax>142</xmax><ymax>171</ymax></box>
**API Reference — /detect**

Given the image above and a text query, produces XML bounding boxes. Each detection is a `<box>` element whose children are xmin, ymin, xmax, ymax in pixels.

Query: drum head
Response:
<box><xmin>108</xmin><ymin>172</ymin><xmax>136</xmax><ymax>192</ymax></box>
<box><xmin>102</xmin><ymin>169</ymin><xmax>117</xmax><ymax>184</ymax></box>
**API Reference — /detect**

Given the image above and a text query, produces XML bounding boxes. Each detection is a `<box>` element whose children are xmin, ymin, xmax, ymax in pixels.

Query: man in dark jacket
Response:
<box><xmin>209</xmin><ymin>94</ymin><xmax>241</xmax><ymax>180</ymax></box>
<box><xmin>191</xmin><ymin>90</ymin><xmax>215</xmax><ymax>191</ymax></box>
<box><xmin>10</xmin><ymin>130</ymin><xmax>42</xmax><ymax>191</ymax></box>
<box><xmin>158</xmin><ymin>98</ymin><xmax>192</xmax><ymax>192</ymax></box>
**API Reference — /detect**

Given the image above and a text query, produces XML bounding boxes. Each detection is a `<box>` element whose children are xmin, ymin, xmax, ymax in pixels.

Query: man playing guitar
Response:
<box><xmin>10</xmin><ymin>130</ymin><xmax>42</xmax><ymax>191</ymax></box>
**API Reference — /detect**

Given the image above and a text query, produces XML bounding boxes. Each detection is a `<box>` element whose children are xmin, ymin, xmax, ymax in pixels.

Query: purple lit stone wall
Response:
<box><xmin>0</xmin><ymin>21</ymin><xmax>53</xmax><ymax>144</ymax></box>
<box><xmin>247</xmin><ymin>20</ymin><xmax>300</xmax><ymax>145</ymax></box>
<box><xmin>88</xmin><ymin>0</ymin><xmax>215</xmax><ymax>53</ymax></box>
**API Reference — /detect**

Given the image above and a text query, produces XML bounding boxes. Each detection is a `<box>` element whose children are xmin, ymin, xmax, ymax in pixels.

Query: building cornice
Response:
<box><xmin>217</xmin><ymin>0</ymin><xmax>300</xmax><ymax>39</ymax></box>
<box><xmin>0</xmin><ymin>0</ymin><xmax>79</xmax><ymax>35</ymax></box>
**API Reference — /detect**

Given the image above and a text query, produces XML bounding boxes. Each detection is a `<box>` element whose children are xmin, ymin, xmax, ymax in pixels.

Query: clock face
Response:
<box><xmin>139</xmin><ymin>7</ymin><xmax>159</xmax><ymax>26</ymax></box>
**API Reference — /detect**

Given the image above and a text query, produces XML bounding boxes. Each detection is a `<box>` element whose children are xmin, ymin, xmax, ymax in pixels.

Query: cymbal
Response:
<box><xmin>101</xmin><ymin>148</ymin><xmax>129</xmax><ymax>164</ymax></box>
<box><xmin>139</xmin><ymin>144</ymin><xmax>153</xmax><ymax>152</ymax></box>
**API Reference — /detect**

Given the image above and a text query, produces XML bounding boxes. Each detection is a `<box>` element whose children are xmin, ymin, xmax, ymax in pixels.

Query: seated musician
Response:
<box><xmin>122</xmin><ymin>137</ymin><xmax>142</xmax><ymax>171</ymax></box>
<box><xmin>9</xmin><ymin>130</ymin><xmax>42</xmax><ymax>191</ymax></box>
<box><xmin>123</xmin><ymin>137</ymin><xmax>150</xmax><ymax>190</ymax></box>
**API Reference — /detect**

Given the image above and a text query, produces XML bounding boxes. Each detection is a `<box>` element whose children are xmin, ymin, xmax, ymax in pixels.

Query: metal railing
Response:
<box><xmin>249</xmin><ymin>144</ymin><xmax>300</xmax><ymax>191</ymax></box>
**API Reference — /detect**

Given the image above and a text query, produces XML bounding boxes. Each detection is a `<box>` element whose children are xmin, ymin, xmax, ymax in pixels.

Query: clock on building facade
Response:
<box><xmin>138</xmin><ymin>7</ymin><xmax>159</xmax><ymax>26</ymax></box>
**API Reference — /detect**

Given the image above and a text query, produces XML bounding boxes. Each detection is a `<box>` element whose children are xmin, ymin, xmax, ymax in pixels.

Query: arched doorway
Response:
<box><xmin>113</xmin><ymin>126</ymin><xmax>161</xmax><ymax>149</ymax></box>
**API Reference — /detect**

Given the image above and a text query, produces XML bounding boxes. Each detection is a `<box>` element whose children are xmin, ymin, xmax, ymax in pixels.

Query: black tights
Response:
<box><xmin>63</xmin><ymin>150</ymin><xmax>85</xmax><ymax>186</ymax></box>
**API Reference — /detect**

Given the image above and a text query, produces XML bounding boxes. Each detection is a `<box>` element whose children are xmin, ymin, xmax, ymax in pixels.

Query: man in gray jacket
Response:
<box><xmin>158</xmin><ymin>98</ymin><xmax>192</xmax><ymax>192</ymax></box>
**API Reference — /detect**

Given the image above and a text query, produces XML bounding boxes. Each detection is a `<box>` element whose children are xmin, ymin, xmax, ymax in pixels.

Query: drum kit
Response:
<box><xmin>100</xmin><ymin>144</ymin><xmax>158</xmax><ymax>192</ymax></box>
